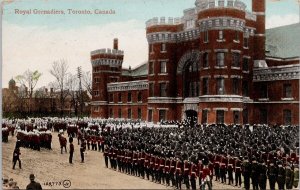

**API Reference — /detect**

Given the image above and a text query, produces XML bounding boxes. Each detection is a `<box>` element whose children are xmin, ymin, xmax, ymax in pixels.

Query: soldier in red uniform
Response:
<box><xmin>228</xmin><ymin>155</ymin><xmax>235</xmax><ymax>185</ymax></box>
<box><xmin>175</xmin><ymin>157</ymin><xmax>183</xmax><ymax>190</ymax></box>
<box><xmin>214</xmin><ymin>153</ymin><xmax>221</xmax><ymax>181</ymax></box>
<box><xmin>159</xmin><ymin>155</ymin><xmax>165</xmax><ymax>184</ymax></box>
<box><xmin>183</xmin><ymin>159</ymin><xmax>190</xmax><ymax>189</ymax></box>
<box><xmin>165</xmin><ymin>157</ymin><xmax>171</xmax><ymax>186</ymax></box>
<box><xmin>201</xmin><ymin>165</ymin><xmax>212</xmax><ymax>190</ymax></box>
<box><xmin>170</xmin><ymin>156</ymin><xmax>176</xmax><ymax>187</ymax></box>
<box><xmin>150</xmin><ymin>154</ymin><xmax>155</xmax><ymax>181</ymax></box>
<box><xmin>190</xmin><ymin>161</ymin><xmax>198</xmax><ymax>190</ymax></box>
<box><xmin>154</xmin><ymin>155</ymin><xmax>160</xmax><ymax>182</ymax></box>
<box><xmin>220</xmin><ymin>153</ymin><xmax>227</xmax><ymax>183</ymax></box>
<box><xmin>144</xmin><ymin>152</ymin><xmax>150</xmax><ymax>180</ymax></box>
<box><xmin>198</xmin><ymin>159</ymin><xmax>203</xmax><ymax>188</ymax></box>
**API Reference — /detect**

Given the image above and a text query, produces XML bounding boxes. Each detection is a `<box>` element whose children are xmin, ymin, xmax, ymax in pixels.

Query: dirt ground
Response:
<box><xmin>2</xmin><ymin>133</ymin><xmax>253</xmax><ymax>189</ymax></box>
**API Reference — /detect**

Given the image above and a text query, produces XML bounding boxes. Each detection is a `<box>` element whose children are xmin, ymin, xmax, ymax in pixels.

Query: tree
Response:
<box><xmin>15</xmin><ymin>70</ymin><xmax>42</xmax><ymax>113</ymax></box>
<box><xmin>65</xmin><ymin>74</ymin><xmax>79</xmax><ymax>117</ymax></box>
<box><xmin>82</xmin><ymin>71</ymin><xmax>92</xmax><ymax>97</ymax></box>
<box><xmin>49</xmin><ymin>59</ymin><xmax>69</xmax><ymax>116</ymax></box>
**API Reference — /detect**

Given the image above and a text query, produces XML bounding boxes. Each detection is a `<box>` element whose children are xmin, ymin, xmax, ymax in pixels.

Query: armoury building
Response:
<box><xmin>90</xmin><ymin>0</ymin><xmax>299</xmax><ymax>125</ymax></box>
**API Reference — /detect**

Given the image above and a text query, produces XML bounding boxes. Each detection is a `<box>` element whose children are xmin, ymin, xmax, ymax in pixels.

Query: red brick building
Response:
<box><xmin>90</xmin><ymin>0</ymin><xmax>299</xmax><ymax>125</ymax></box>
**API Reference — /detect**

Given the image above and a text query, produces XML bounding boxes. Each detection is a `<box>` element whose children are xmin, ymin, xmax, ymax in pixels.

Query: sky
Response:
<box><xmin>2</xmin><ymin>0</ymin><xmax>300</xmax><ymax>88</ymax></box>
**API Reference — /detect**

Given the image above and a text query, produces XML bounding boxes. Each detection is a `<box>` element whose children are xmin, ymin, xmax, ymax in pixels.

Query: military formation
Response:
<box><xmin>2</xmin><ymin>117</ymin><xmax>300</xmax><ymax>190</ymax></box>
<box><xmin>102</xmin><ymin>123</ymin><xmax>299</xmax><ymax>190</ymax></box>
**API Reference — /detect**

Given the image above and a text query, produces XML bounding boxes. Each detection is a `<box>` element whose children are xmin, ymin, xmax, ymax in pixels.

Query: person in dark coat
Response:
<box><xmin>242</xmin><ymin>156</ymin><xmax>251</xmax><ymax>190</ymax></box>
<box><xmin>267</xmin><ymin>161</ymin><xmax>278</xmax><ymax>190</ymax></box>
<box><xmin>251</xmin><ymin>157</ymin><xmax>259</xmax><ymax>190</ymax></box>
<box><xmin>258</xmin><ymin>159</ymin><xmax>267</xmax><ymax>190</ymax></box>
<box><xmin>285</xmin><ymin>164</ymin><xmax>293</xmax><ymax>190</ymax></box>
<box><xmin>277</xmin><ymin>162</ymin><xmax>286</xmax><ymax>190</ymax></box>
<box><xmin>26</xmin><ymin>174</ymin><xmax>42</xmax><ymax>190</ymax></box>
<box><xmin>12</xmin><ymin>147</ymin><xmax>22</xmax><ymax>169</ymax></box>
<box><xmin>69</xmin><ymin>137</ymin><xmax>74</xmax><ymax>164</ymax></box>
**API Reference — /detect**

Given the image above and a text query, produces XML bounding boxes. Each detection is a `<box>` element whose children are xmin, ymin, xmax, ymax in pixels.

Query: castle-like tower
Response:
<box><xmin>90</xmin><ymin>39</ymin><xmax>124</xmax><ymax>118</ymax></box>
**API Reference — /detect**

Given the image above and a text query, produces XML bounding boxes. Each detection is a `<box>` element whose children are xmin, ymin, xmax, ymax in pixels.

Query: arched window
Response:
<box><xmin>183</xmin><ymin>59</ymin><xmax>200</xmax><ymax>98</ymax></box>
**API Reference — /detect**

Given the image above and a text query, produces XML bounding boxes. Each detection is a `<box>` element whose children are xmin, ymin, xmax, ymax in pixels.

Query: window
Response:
<box><xmin>127</xmin><ymin>108</ymin><xmax>132</xmax><ymax>119</ymax></box>
<box><xmin>203</xmin><ymin>53</ymin><xmax>209</xmax><ymax>68</ymax></box>
<box><xmin>149</xmin><ymin>44</ymin><xmax>153</xmax><ymax>53</ymax></box>
<box><xmin>283</xmin><ymin>84</ymin><xmax>292</xmax><ymax>98</ymax></box>
<box><xmin>218</xmin><ymin>30</ymin><xmax>223</xmax><ymax>40</ymax></box>
<box><xmin>109</xmin><ymin>108</ymin><xmax>113</xmax><ymax>118</ymax></box>
<box><xmin>118</xmin><ymin>108</ymin><xmax>122</xmax><ymax>118</ymax></box>
<box><xmin>149</xmin><ymin>61</ymin><xmax>154</xmax><ymax>74</ymax></box>
<box><xmin>137</xmin><ymin>92</ymin><xmax>142</xmax><ymax>102</ymax></box>
<box><xmin>94</xmin><ymin>106</ymin><xmax>99</xmax><ymax>112</ymax></box>
<box><xmin>118</xmin><ymin>93</ymin><xmax>122</xmax><ymax>102</ymax></box>
<box><xmin>216</xmin><ymin>78</ymin><xmax>225</xmax><ymax>95</ymax></box>
<box><xmin>232</xmin><ymin>53</ymin><xmax>240</xmax><ymax>67</ymax></box>
<box><xmin>216</xmin><ymin>110</ymin><xmax>225</xmax><ymax>124</ymax></box>
<box><xmin>204</xmin><ymin>31</ymin><xmax>209</xmax><ymax>42</ymax></box>
<box><xmin>242</xmin><ymin>81</ymin><xmax>249</xmax><ymax>96</ymax></box>
<box><xmin>149</xmin><ymin>83</ymin><xmax>154</xmax><ymax>97</ymax></box>
<box><xmin>109</xmin><ymin>93</ymin><xmax>113</xmax><ymax>102</ymax></box>
<box><xmin>138</xmin><ymin>108</ymin><xmax>142</xmax><ymax>119</ymax></box>
<box><xmin>233</xmin><ymin>111</ymin><xmax>240</xmax><ymax>124</ymax></box>
<box><xmin>232</xmin><ymin>78</ymin><xmax>239</xmax><ymax>95</ymax></box>
<box><xmin>243</xmin><ymin>37</ymin><xmax>249</xmax><ymax>48</ymax></box>
<box><xmin>234</xmin><ymin>31</ymin><xmax>239</xmax><ymax>41</ymax></box>
<box><xmin>159</xmin><ymin>83</ymin><xmax>167</xmax><ymax>97</ymax></box>
<box><xmin>161</xmin><ymin>43</ymin><xmax>166</xmax><ymax>52</ymax></box>
<box><xmin>243</xmin><ymin>58</ymin><xmax>249</xmax><ymax>71</ymax></box>
<box><xmin>160</xmin><ymin>61</ymin><xmax>167</xmax><ymax>73</ymax></box>
<box><xmin>202</xmin><ymin>110</ymin><xmax>208</xmax><ymax>124</ymax></box>
<box><xmin>148</xmin><ymin>110</ymin><xmax>153</xmax><ymax>122</ymax></box>
<box><xmin>260</xmin><ymin>84</ymin><xmax>268</xmax><ymax>98</ymax></box>
<box><xmin>127</xmin><ymin>92</ymin><xmax>132</xmax><ymax>102</ymax></box>
<box><xmin>159</xmin><ymin>110</ymin><xmax>167</xmax><ymax>122</ymax></box>
<box><xmin>259</xmin><ymin>109</ymin><xmax>268</xmax><ymax>124</ymax></box>
<box><xmin>216</xmin><ymin>52</ymin><xmax>225</xmax><ymax>67</ymax></box>
<box><xmin>94</xmin><ymin>90</ymin><xmax>99</xmax><ymax>97</ymax></box>
<box><xmin>283</xmin><ymin>109</ymin><xmax>292</xmax><ymax>125</ymax></box>
<box><xmin>186</xmin><ymin>20</ymin><xmax>195</xmax><ymax>29</ymax></box>
<box><xmin>243</xmin><ymin>109</ymin><xmax>248</xmax><ymax>124</ymax></box>
<box><xmin>202</xmin><ymin>78</ymin><xmax>209</xmax><ymax>95</ymax></box>
<box><xmin>94</xmin><ymin>77</ymin><xmax>100</xmax><ymax>83</ymax></box>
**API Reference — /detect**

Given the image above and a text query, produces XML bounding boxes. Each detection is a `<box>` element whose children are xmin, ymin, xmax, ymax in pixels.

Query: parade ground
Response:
<box><xmin>3</xmin><ymin>132</ymin><xmax>240</xmax><ymax>189</ymax></box>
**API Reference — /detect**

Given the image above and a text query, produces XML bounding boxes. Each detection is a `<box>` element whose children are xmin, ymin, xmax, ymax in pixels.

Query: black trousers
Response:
<box><xmin>69</xmin><ymin>152</ymin><xmax>73</xmax><ymax>163</ymax></box>
<box><xmin>235</xmin><ymin>172</ymin><xmax>242</xmax><ymax>186</ymax></box>
<box><xmin>244</xmin><ymin>174</ymin><xmax>251</xmax><ymax>190</ymax></box>
<box><xmin>269</xmin><ymin>177</ymin><xmax>276</xmax><ymax>190</ymax></box>
<box><xmin>183</xmin><ymin>174</ymin><xmax>190</xmax><ymax>189</ymax></box>
<box><xmin>80</xmin><ymin>151</ymin><xmax>84</xmax><ymax>162</ymax></box>
<box><xmin>175</xmin><ymin>173</ymin><xmax>182</xmax><ymax>190</ymax></box>
<box><xmin>104</xmin><ymin>156</ymin><xmax>108</xmax><ymax>168</ymax></box>
<box><xmin>214</xmin><ymin>167</ymin><xmax>220</xmax><ymax>181</ymax></box>
<box><xmin>190</xmin><ymin>177</ymin><xmax>196</xmax><ymax>190</ymax></box>
<box><xmin>252</xmin><ymin>176</ymin><xmax>259</xmax><ymax>190</ymax></box>
<box><xmin>13</xmin><ymin>157</ymin><xmax>21</xmax><ymax>169</ymax></box>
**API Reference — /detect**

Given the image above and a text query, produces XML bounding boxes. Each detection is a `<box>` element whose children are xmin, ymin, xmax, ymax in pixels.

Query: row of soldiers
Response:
<box><xmin>16</xmin><ymin>130</ymin><xmax>52</xmax><ymax>150</ymax></box>
<box><xmin>102</xmin><ymin>124</ymin><xmax>299</xmax><ymax>190</ymax></box>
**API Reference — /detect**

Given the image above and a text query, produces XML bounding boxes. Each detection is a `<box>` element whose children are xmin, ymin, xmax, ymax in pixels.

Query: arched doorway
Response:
<box><xmin>185</xmin><ymin>110</ymin><xmax>198</xmax><ymax>127</ymax></box>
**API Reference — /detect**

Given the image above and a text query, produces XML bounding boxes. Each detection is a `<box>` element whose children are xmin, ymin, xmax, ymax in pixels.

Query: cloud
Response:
<box><xmin>266</xmin><ymin>14</ymin><xmax>299</xmax><ymax>29</ymax></box>
<box><xmin>2</xmin><ymin>20</ymin><xmax>148</xmax><ymax>88</ymax></box>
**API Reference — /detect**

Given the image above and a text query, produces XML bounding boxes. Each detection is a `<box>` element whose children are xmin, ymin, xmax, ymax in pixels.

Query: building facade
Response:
<box><xmin>90</xmin><ymin>0</ymin><xmax>299</xmax><ymax>125</ymax></box>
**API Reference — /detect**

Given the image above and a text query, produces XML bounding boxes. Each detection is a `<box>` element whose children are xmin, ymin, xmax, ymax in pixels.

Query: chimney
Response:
<box><xmin>252</xmin><ymin>0</ymin><xmax>267</xmax><ymax>68</ymax></box>
<box><xmin>113</xmin><ymin>38</ymin><xmax>118</xmax><ymax>50</ymax></box>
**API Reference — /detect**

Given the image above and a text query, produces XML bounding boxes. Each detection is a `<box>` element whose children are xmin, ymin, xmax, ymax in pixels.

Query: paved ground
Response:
<box><xmin>1</xmin><ymin>132</ymin><xmax>284</xmax><ymax>189</ymax></box>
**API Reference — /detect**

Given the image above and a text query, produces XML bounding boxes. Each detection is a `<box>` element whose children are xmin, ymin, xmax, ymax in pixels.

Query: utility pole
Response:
<box><xmin>77</xmin><ymin>66</ymin><xmax>83</xmax><ymax>117</ymax></box>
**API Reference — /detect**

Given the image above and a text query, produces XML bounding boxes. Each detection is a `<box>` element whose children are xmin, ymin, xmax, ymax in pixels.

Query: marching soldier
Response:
<box><xmin>213</xmin><ymin>153</ymin><xmax>220</xmax><ymax>181</ymax></box>
<box><xmin>183</xmin><ymin>159</ymin><xmax>190</xmax><ymax>189</ymax></box>
<box><xmin>190</xmin><ymin>161</ymin><xmax>198</xmax><ymax>190</ymax></box>
<box><xmin>175</xmin><ymin>157</ymin><xmax>183</xmax><ymax>190</ymax></box>
<box><xmin>170</xmin><ymin>156</ymin><xmax>176</xmax><ymax>187</ymax></box>
<box><xmin>235</xmin><ymin>156</ymin><xmax>242</xmax><ymax>187</ymax></box>
<box><xmin>293</xmin><ymin>163</ymin><xmax>299</xmax><ymax>189</ymax></box>
<box><xmin>80</xmin><ymin>139</ymin><xmax>86</xmax><ymax>163</ymax></box>
<box><xmin>258</xmin><ymin>159</ymin><xmax>267</xmax><ymax>190</ymax></box>
<box><xmin>103</xmin><ymin>145</ymin><xmax>109</xmax><ymax>168</ymax></box>
<box><xmin>267</xmin><ymin>160</ymin><xmax>278</xmax><ymax>190</ymax></box>
<box><xmin>242</xmin><ymin>156</ymin><xmax>251</xmax><ymax>190</ymax></box>
<box><xmin>220</xmin><ymin>153</ymin><xmax>227</xmax><ymax>183</ymax></box>
<box><xmin>227</xmin><ymin>155</ymin><xmax>234</xmax><ymax>185</ymax></box>
<box><xmin>277</xmin><ymin>162</ymin><xmax>286</xmax><ymax>190</ymax></box>
<box><xmin>165</xmin><ymin>156</ymin><xmax>171</xmax><ymax>186</ymax></box>
<box><xmin>69</xmin><ymin>137</ymin><xmax>74</xmax><ymax>164</ymax></box>
<box><xmin>144</xmin><ymin>152</ymin><xmax>150</xmax><ymax>180</ymax></box>
<box><xmin>251</xmin><ymin>157</ymin><xmax>259</xmax><ymax>190</ymax></box>
<box><xmin>285</xmin><ymin>163</ymin><xmax>293</xmax><ymax>190</ymax></box>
